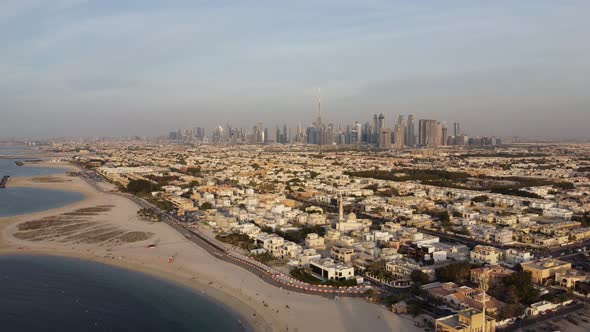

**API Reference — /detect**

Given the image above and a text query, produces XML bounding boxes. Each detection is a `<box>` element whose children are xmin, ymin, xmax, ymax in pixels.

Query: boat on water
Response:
<box><xmin>0</xmin><ymin>175</ymin><xmax>9</xmax><ymax>188</ymax></box>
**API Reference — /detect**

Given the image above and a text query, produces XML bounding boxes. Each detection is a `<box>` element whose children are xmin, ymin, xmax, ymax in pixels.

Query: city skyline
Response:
<box><xmin>1</xmin><ymin>0</ymin><xmax>590</xmax><ymax>139</ymax></box>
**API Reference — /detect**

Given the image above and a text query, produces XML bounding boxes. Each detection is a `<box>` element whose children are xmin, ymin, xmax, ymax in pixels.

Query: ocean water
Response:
<box><xmin>0</xmin><ymin>158</ymin><xmax>65</xmax><ymax>178</ymax></box>
<box><xmin>0</xmin><ymin>187</ymin><xmax>85</xmax><ymax>217</ymax></box>
<box><xmin>0</xmin><ymin>255</ymin><xmax>249</xmax><ymax>332</ymax></box>
<box><xmin>0</xmin><ymin>148</ymin><xmax>83</xmax><ymax>217</ymax></box>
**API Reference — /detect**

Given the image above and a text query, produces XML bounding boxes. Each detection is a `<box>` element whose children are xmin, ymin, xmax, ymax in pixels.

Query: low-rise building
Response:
<box><xmin>503</xmin><ymin>249</ymin><xmax>534</xmax><ymax>267</ymax></box>
<box><xmin>470</xmin><ymin>265</ymin><xmax>514</xmax><ymax>287</ymax></box>
<box><xmin>521</xmin><ymin>258</ymin><xmax>571</xmax><ymax>285</ymax></box>
<box><xmin>435</xmin><ymin>308</ymin><xmax>496</xmax><ymax>332</ymax></box>
<box><xmin>331</xmin><ymin>246</ymin><xmax>355</xmax><ymax>263</ymax></box>
<box><xmin>309</xmin><ymin>258</ymin><xmax>355</xmax><ymax>281</ymax></box>
<box><xmin>555</xmin><ymin>269</ymin><xmax>588</xmax><ymax>288</ymax></box>
<box><xmin>470</xmin><ymin>245</ymin><xmax>503</xmax><ymax>265</ymax></box>
<box><xmin>304</xmin><ymin>233</ymin><xmax>325</xmax><ymax>249</ymax></box>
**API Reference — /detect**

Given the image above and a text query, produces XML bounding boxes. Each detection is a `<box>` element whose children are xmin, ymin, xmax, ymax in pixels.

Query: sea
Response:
<box><xmin>0</xmin><ymin>255</ymin><xmax>249</xmax><ymax>332</ymax></box>
<box><xmin>0</xmin><ymin>151</ymin><xmax>84</xmax><ymax>217</ymax></box>
<box><xmin>0</xmin><ymin>146</ymin><xmax>249</xmax><ymax>331</ymax></box>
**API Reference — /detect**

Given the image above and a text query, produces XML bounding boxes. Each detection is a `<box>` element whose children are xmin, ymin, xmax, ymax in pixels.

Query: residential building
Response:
<box><xmin>470</xmin><ymin>245</ymin><xmax>503</xmax><ymax>265</ymax></box>
<box><xmin>521</xmin><ymin>258</ymin><xmax>572</xmax><ymax>285</ymax></box>
<box><xmin>309</xmin><ymin>258</ymin><xmax>355</xmax><ymax>281</ymax></box>
<box><xmin>435</xmin><ymin>308</ymin><xmax>496</xmax><ymax>332</ymax></box>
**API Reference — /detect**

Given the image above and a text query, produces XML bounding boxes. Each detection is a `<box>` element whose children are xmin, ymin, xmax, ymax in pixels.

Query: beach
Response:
<box><xmin>0</xmin><ymin>164</ymin><xmax>421</xmax><ymax>332</ymax></box>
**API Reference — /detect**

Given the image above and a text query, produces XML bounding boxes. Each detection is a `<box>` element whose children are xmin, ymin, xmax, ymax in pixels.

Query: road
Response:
<box><xmin>497</xmin><ymin>303</ymin><xmax>585</xmax><ymax>332</ymax></box>
<box><xmin>77</xmin><ymin>171</ymin><xmax>375</xmax><ymax>297</ymax></box>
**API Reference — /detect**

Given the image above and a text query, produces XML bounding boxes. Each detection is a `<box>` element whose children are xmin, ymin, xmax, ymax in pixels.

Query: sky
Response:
<box><xmin>1</xmin><ymin>0</ymin><xmax>589</xmax><ymax>139</ymax></box>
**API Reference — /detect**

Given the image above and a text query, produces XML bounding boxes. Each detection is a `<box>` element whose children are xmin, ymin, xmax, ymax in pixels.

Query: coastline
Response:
<box><xmin>0</xmin><ymin>169</ymin><xmax>269</xmax><ymax>332</ymax></box>
<box><xmin>0</xmin><ymin>164</ymin><xmax>421</xmax><ymax>332</ymax></box>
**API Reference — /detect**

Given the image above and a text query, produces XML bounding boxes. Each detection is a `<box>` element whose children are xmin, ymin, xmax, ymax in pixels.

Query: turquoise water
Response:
<box><xmin>0</xmin><ymin>158</ymin><xmax>65</xmax><ymax>178</ymax></box>
<box><xmin>0</xmin><ymin>187</ymin><xmax>85</xmax><ymax>217</ymax></box>
<box><xmin>0</xmin><ymin>255</ymin><xmax>249</xmax><ymax>332</ymax></box>
<box><xmin>0</xmin><ymin>153</ymin><xmax>83</xmax><ymax>217</ymax></box>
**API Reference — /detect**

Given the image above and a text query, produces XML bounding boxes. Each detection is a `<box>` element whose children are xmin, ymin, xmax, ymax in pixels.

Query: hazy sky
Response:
<box><xmin>2</xmin><ymin>0</ymin><xmax>589</xmax><ymax>139</ymax></box>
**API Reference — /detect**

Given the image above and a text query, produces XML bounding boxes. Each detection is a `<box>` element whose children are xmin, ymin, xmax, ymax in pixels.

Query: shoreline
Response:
<box><xmin>0</xmin><ymin>170</ymin><xmax>270</xmax><ymax>332</ymax></box>
<box><xmin>0</xmin><ymin>165</ymin><xmax>422</xmax><ymax>332</ymax></box>
<box><xmin>0</xmin><ymin>250</ymin><xmax>256</xmax><ymax>332</ymax></box>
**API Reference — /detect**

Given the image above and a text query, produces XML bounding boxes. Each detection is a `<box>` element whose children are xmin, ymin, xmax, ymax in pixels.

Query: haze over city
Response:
<box><xmin>2</xmin><ymin>0</ymin><xmax>589</xmax><ymax>139</ymax></box>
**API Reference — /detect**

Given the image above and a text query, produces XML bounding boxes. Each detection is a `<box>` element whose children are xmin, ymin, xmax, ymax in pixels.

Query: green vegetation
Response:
<box><xmin>250</xmin><ymin>252</ymin><xmax>284</xmax><ymax>265</ymax></box>
<box><xmin>144</xmin><ymin>174</ymin><xmax>180</xmax><ymax>186</ymax></box>
<box><xmin>497</xmin><ymin>303</ymin><xmax>526</xmax><ymax>320</ymax></box>
<box><xmin>216</xmin><ymin>233</ymin><xmax>256</xmax><ymax>250</ymax></box>
<box><xmin>127</xmin><ymin>179</ymin><xmax>159</xmax><ymax>194</ymax></box>
<box><xmin>417</xmin><ymin>209</ymin><xmax>451</xmax><ymax>226</ymax></box>
<box><xmin>344</xmin><ymin>169</ymin><xmax>470</xmax><ymax>186</ymax></box>
<box><xmin>137</xmin><ymin>208</ymin><xmax>161</xmax><ymax>222</ymax></box>
<box><xmin>540</xmin><ymin>290</ymin><xmax>574</xmax><ymax>304</ymax></box>
<box><xmin>410</xmin><ymin>270</ymin><xmax>430</xmax><ymax>285</ymax></box>
<box><xmin>490</xmin><ymin>188</ymin><xmax>542</xmax><ymax>199</ymax></box>
<box><xmin>199</xmin><ymin>202</ymin><xmax>213</xmax><ymax>210</ymax></box>
<box><xmin>186</xmin><ymin>166</ymin><xmax>201</xmax><ymax>176</ymax></box>
<box><xmin>573</xmin><ymin>212</ymin><xmax>590</xmax><ymax>227</ymax></box>
<box><xmin>364</xmin><ymin>260</ymin><xmax>395</xmax><ymax>282</ymax></box>
<box><xmin>406</xmin><ymin>298</ymin><xmax>427</xmax><ymax>317</ymax></box>
<box><xmin>256</xmin><ymin>183</ymin><xmax>276</xmax><ymax>193</ymax></box>
<box><xmin>435</xmin><ymin>262</ymin><xmax>474</xmax><ymax>285</ymax></box>
<box><xmin>383</xmin><ymin>293</ymin><xmax>407</xmax><ymax>306</ymax></box>
<box><xmin>575</xmin><ymin>281</ymin><xmax>590</xmax><ymax>295</ymax></box>
<box><xmin>147</xmin><ymin>198</ymin><xmax>175</xmax><ymax>211</ymax></box>
<box><xmin>472</xmin><ymin>195</ymin><xmax>489</xmax><ymax>203</ymax></box>
<box><xmin>488</xmin><ymin>271</ymin><xmax>540</xmax><ymax>306</ymax></box>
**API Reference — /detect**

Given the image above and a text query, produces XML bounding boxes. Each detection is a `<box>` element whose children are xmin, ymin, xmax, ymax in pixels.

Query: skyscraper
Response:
<box><xmin>419</xmin><ymin>119</ymin><xmax>438</xmax><ymax>147</ymax></box>
<box><xmin>372</xmin><ymin>114</ymin><xmax>379</xmax><ymax>144</ymax></box>
<box><xmin>394</xmin><ymin>115</ymin><xmax>405</xmax><ymax>148</ymax></box>
<box><xmin>454</xmin><ymin>122</ymin><xmax>461</xmax><ymax>137</ymax></box>
<box><xmin>441</xmin><ymin>124</ymin><xmax>448</xmax><ymax>146</ymax></box>
<box><xmin>405</xmin><ymin>114</ymin><xmax>415</xmax><ymax>146</ymax></box>
<box><xmin>379</xmin><ymin>128</ymin><xmax>391</xmax><ymax>148</ymax></box>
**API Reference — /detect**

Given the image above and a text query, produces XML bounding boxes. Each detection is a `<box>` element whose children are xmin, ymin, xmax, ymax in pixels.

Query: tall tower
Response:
<box><xmin>406</xmin><ymin>114</ymin><xmax>415</xmax><ymax>146</ymax></box>
<box><xmin>394</xmin><ymin>115</ymin><xmax>405</xmax><ymax>148</ymax></box>
<box><xmin>316</xmin><ymin>88</ymin><xmax>322</xmax><ymax>128</ymax></box>
<box><xmin>453</xmin><ymin>122</ymin><xmax>461</xmax><ymax>137</ymax></box>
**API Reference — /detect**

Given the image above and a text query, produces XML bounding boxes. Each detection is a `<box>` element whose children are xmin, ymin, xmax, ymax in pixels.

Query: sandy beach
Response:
<box><xmin>0</xmin><ymin>165</ymin><xmax>422</xmax><ymax>332</ymax></box>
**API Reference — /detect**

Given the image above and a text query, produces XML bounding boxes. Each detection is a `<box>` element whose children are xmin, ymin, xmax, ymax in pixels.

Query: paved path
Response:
<box><xmin>78</xmin><ymin>171</ymin><xmax>376</xmax><ymax>297</ymax></box>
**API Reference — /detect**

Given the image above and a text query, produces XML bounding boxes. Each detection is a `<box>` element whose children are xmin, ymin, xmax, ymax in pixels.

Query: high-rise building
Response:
<box><xmin>394</xmin><ymin>115</ymin><xmax>405</xmax><ymax>148</ymax></box>
<box><xmin>453</xmin><ymin>122</ymin><xmax>461</xmax><ymax>137</ymax></box>
<box><xmin>379</xmin><ymin>128</ymin><xmax>391</xmax><ymax>148</ymax></box>
<box><xmin>405</xmin><ymin>114</ymin><xmax>415</xmax><ymax>146</ymax></box>
<box><xmin>372</xmin><ymin>114</ymin><xmax>379</xmax><ymax>144</ymax></box>
<box><xmin>419</xmin><ymin>119</ymin><xmax>438</xmax><ymax>147</ymax></box>
<box><xmin>441</xmin><ymin>124</ymin><xmax>448</xmax><ymax>146</ymax></box>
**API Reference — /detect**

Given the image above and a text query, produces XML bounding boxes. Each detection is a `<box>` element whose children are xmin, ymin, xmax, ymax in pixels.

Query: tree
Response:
<box><xmin>127</xmin><ymin>179</ymin><xmax>158</xmax><ymax>194</ymax></box>
<box><xmin>435</xmin><ymin>262</ymin><xmax>473</xmax><ymax>284</ymax></box>
<box><xmin>410</xmin><ymin>270</ymin><xmax>430</xmax><ymax>285</ymax></box>
<box><xmin>489</xmin><ymin>271</ymin><xmax>540</xmax><ymax>305</ymax></box>
<box><xmin>472</xmin><ymin>195</ymin><xmax>489</xmax><ymax>203</ymax></box>
<box><xmin>200</xmin><ymin>202</ymin><xmax>213</xmax><ymax>210</ymax></box>
<box><xmin>498</xmin><ymin>303</ymin><xmax>525</xmax><ymax>320</ymax></box>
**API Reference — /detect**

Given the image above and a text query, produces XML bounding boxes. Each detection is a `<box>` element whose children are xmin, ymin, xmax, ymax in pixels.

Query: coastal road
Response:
<box><xmin>77</xmin><ymin>171</ymin><xmax>374</xmax><ymax>298</ymax></box>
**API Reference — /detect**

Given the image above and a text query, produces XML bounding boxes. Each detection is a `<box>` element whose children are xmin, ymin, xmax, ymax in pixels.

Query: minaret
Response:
<box><xmin>479</xmin><ymin>270</ymin><xmax>489</xmax><ymax>332</ymax></box>
<box><xmin>338</xmin><ymin>191</ymin><xmax>344</xmax><ymax>222</ymax></box>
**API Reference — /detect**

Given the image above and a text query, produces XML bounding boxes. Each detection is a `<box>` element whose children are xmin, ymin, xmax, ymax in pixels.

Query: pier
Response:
<box><xmin>0</xmin><ymin>175</ymin><xmax>9</xmax><ymax>188</ymax></box>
